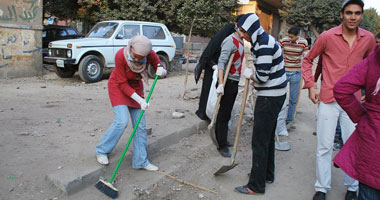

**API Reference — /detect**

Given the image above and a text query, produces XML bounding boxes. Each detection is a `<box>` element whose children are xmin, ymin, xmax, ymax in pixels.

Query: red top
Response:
<box><xmin>302</xmin><ymin>24</ymin><xmax>376</xmax><ymax>103</ymax></box>
<box><xmin>108</xmin><ymin>47</ymin><xmax>161</xmax><ymax>108</ymax></box>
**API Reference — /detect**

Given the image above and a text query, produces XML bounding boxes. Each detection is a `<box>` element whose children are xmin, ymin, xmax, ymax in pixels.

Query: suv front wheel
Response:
<box><xmin>79</xmin><ymin>55</ymin><xmax>104</xmax><ymax>83</ymax></box>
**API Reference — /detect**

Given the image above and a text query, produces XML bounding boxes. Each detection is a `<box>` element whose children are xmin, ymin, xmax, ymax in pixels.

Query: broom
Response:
<box><xmin>95</xmin><ymin>74</ymin><xmax>160</xmax><ymax>199</ymax></box>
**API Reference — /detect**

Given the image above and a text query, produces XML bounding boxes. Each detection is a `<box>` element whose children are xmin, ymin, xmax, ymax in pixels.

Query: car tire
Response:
<box><xmin>54</xmin><ymin>65</ymin><xmax>76</xmax><ymax>78</ymax></box>
<box><xmin>78</xmin><ymin>55</ymin><xmax>104</xmax><ymax>83</ymax></box>
<box><xmin>147</xmin><ymin>54</ymin><xmax>169</xmax><ymax>79</ymax></box>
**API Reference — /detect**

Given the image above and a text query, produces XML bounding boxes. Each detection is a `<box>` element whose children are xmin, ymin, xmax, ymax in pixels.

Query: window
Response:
<box><xmin>58</xmin><ymin>29</ymin><xmax>67</xmax><ymax>37</ymax></box>
<box><xmin>116</xmin><ymin>25</ymin><xmax>140</xmax><ymax>39</ymax></box>
<box><xmin>143</xmin><ymin>25</ymin><xmax>165</xmax><ymax>39</ymax></box>
<box><xmin>86</xmin><ymin>22</ymin><xmax>118</xmax><ymax>38</ymax></box>
<box><xmin>66</xmin><ymin>28</ymin><xmax>78</xmax><ymax>35</ymax></box>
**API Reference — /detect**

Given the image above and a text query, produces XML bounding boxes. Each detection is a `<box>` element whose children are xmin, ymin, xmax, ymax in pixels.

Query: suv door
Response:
<box><xmin>113</xmin><ymin>24</ymin><xmax>140</xmax><ymax>65</ymax></box>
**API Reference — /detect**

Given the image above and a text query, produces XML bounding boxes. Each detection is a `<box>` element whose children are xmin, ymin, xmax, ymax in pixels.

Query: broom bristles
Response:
<box><xmin>95</xmin><ymin>179</ymin><xmax>118</xmax><ymax>199</ymax></box>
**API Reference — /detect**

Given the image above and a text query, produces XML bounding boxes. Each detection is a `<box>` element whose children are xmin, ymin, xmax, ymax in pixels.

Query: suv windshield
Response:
<box><xmin>86</xmin><ymin>22</ymin><xmax>118</xmax><ymax>38</ymax></box>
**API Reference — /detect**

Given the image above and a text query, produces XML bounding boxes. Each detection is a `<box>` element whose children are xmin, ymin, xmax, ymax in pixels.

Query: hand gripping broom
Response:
<box><xmin>95</xmin><ymin>74</ymin><xmax>160</xmax><ymax>199</ymax></box>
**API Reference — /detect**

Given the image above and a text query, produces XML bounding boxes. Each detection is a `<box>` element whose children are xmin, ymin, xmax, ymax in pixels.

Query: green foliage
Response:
<box><xmin>360</xmin><ymin>8</ymin><xmax>380</xmax><ymax>34</ymax></box>
<box><xmin>43</xmin><ymin>0</ymin><xmax>238</xmax><ymax>36</ymax></box>
<box><xmin>177</xmin><ymin>0</ymin><xmax>238</xmax><ymax>37</ymax></box>
<box><xmin>283</xmin><ymin>0</ymin><xmax>344</xmax><ymax>33</ymax></box>
<box><xmin>43</xmin><ymin>0</ymin><xmax>80</xmax><ymax>20</ymax></box>
<box><xmin>76</xmin><ymin>0</ymin><xmax>238</xmax><ymax>37</ymax></box>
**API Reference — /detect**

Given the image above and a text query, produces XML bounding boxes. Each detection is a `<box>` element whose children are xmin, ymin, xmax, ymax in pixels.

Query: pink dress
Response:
<box><xmin>333</xmin><ymin>45</ymin><xmax>380</xmax><ymax>190</ymax></box>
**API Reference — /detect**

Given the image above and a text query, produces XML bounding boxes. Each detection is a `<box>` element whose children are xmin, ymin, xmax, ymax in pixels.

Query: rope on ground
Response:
<box><xmin>153</xmin><ymin>170</ymin><xmax>218</xmax><ymax>194</ymax></box>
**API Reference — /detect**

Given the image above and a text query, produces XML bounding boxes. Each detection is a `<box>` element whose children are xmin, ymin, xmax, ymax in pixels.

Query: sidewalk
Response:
<box><xmin>0</xmin><ymin>68</ymin><xmax>205</xmax><ymax>200</ymax></box>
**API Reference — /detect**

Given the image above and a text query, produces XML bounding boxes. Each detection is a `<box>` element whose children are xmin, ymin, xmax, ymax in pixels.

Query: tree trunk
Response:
<box><xmin>183</xmin><ymin>18</ymin><xmax>196</xmax><ymax>99</ymax></box>
<box><xmin>310</xmin><ymin>23</ymin><xmax>319</xmax><ymax>37</ymax></box>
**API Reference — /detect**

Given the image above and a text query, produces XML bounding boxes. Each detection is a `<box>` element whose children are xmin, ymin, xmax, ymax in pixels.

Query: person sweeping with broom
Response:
<box><xmin>95</xmin><ymin>35</ymin><xmax>166</xmax><ymax>171</ymax></box>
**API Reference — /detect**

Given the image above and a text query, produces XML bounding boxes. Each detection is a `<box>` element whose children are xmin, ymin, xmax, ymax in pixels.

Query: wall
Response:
<box><xmin>0</xmin><ymin>0</ymin><xmax>43</xmax><ymax>78</ymax></box>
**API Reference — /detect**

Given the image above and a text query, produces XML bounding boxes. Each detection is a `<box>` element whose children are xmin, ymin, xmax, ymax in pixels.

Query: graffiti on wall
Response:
<box><xmin>0</xmin><ymin>0</ymin><xmax>40</xmax><ymax>24</ymax></box>
<box><xmin>0</xmin><ymin>28</ymin><xmax>41</xmax><ymax>69</ymax></box>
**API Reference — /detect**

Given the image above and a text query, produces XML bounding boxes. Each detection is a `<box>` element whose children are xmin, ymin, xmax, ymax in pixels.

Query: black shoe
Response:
<box><xmin>345</xmin><ymin>191</ymin><xmax>357</xmax><ymax>200</ymax></box>
<box><xmin>266</xmin><ymin>179</ymin><xmax>274</xmax><ymax>184</ymax></box>
<box><xmin>218</xmin><ymin>147</ymin><xmax>231</xmax><ymax>157</ymax></box>
<box><xmin>195</xmin><ymin>110</ymin><xmax>209</xmax><ymax>121</ymax></box>
<box><xmin>194</xmin><ymin>63</ymin><xmax>203</xmax><ymax>84</ymax></box>
<box><xmin>227</xmin><ymin>141</ymin><xmax>233</xmax><ymax>147</ymax></box>
<box><xmin>313</xmin><ymin>191</ymin><xmax>326</xmax><ymax>200</ymax></box>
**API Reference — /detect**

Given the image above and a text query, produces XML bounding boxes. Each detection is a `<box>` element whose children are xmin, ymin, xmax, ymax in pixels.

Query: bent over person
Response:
<box><xmin>234</xmin><ymin>13</ymin><xmax>287</xmax><ymax>195</ymax></box>
<box><xmin>301</xmin><ymin>0</ymin><xmax>376</xmax><ymax>199</ymax></box>
<box><xmin>95</xmin><ymin>35</ymin><xmax>166</xmax><ymax>171</ymax></box>
<box><xmin>213</xmin><ymin>17</ymin><xmax>251</xmax><ymax>157</ymax></box>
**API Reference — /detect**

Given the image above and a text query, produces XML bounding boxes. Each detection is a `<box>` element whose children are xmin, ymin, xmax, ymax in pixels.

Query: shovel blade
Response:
<box><xmin>214</xmin><ymin>162</ymin><xmax>239</xmax><ymax>176</ymax></box>
<box><xmin>208</xmin><ymin>126</ymin><xmax>219</xmax><ymax>148</ymax></box>
<box><xmin>275</xmin><ymin>141</ymin><xmax>291</xmax><ymax>151</ymax></box>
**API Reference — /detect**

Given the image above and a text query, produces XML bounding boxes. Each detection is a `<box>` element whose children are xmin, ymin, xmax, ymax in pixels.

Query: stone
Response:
<box><xmin>172</xmin><ymin>112</ymin><xmax>185</xmax><ymax>119</ymax></box>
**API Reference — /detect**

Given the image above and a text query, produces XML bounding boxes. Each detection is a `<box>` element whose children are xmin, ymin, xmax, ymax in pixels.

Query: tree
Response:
<box><xmin>360</xmin><ymin>8</ymin><xmax>380</xmax><ymax>34</ymax></box>
<box><xmin>282</xmin><ymin>0</ymin><xmax>344</xmax><ymax>36</ymax></box>
<box><xmin>76</xmin><ymin>0</ymin><xmax>238</xmax><ymax>37</ymax></box>
<box><xmin>43</xmin><ymin>0</ymin><xmax>80</xmax><ymax>20</ymax></box>
<box><xmin>177</xmin><ymin>0</ymin><xmax>239</xmax><ymax>37</ymax></box>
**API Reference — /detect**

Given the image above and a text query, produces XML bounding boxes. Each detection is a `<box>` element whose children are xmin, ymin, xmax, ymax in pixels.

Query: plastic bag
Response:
<box><xmin>206</xmin><ymin>66</ymin><xmax>218</xmax><ymax>119</ymax></box>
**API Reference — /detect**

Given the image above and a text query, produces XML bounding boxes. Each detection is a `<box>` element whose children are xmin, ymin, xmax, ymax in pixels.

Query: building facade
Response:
<box><xmin>0</xmin><ymin>0</ymin><xmax>43</xmax><ymax>78</ymax></box>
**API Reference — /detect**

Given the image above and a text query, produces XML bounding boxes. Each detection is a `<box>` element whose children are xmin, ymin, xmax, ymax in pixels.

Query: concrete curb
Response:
<box><xmin>46</xmin><ymin>120</ymin><xmax>209</xmax><ymax>195</ymax></box>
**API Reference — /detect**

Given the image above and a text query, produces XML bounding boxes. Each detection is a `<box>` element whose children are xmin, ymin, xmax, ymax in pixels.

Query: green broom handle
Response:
<box><xmin>109</xmin><ymin>75</ymin><xmax>159</xmax><ymax>183</ymax></box>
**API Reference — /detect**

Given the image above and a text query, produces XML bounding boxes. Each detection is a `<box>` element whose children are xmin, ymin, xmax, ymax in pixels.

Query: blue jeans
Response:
<box><xmin>96</xmin><ymin>105</ymin><xmax>149</xmax><ymax>169</ymax></box>
<box><xmin>285</xmin><ymin>71</ymin><xmax>301</xmax><ymax>124</ymax></box>
<box><xmin>359</xmin><ymin>182</ymin><xmax>380</xmax><ymax>200</ymax></box>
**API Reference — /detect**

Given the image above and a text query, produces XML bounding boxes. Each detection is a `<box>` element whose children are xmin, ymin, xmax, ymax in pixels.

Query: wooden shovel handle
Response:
<box><xmin>233</xmin><ymin>78</ymin><xmax>250</xmax><ymax>149</ymax></box>
<box><xmin>209</xmin><ymin>54</ymin><xmax>235</xmax><ymax>126</ymax></box>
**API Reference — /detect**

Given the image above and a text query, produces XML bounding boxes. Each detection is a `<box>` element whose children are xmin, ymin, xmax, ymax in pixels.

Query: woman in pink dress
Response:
<box><xmin>333</xmin><ymin>45</ymin><xmax>380</xmax><ymax>199</ymax></box>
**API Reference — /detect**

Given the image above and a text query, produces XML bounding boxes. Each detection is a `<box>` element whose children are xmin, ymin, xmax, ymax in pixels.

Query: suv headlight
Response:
<box><xmin>66</xmin><ymin>49</ymin><xmax>72</xmax><ymax>58</ymax></box>
<box><xmin>48</xmin><ymin>49</ymin><xmax>52</xmax><ymax>56</ymax></box>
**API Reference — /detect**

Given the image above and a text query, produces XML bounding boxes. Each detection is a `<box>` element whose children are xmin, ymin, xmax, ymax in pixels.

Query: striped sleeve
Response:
<box><xmin>252</xmin><ymin>42</ymin><xmax>283</xmax><ymax>84</ymax></box>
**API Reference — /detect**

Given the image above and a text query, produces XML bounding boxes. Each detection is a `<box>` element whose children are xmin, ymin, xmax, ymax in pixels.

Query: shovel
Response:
<box><xmin>208</xmin><ymin>54</ymin><xmax>235</xmax><ymax>148</ymax></box>
<box><xmin>214</xmin><ymin>76</ymin><xmax>250</xmax><ymax>176</ymax></box>
<box><xmin>275</xmin><ymin>131</ymin><xmax>291</xmax><ymax>151</ymax></box>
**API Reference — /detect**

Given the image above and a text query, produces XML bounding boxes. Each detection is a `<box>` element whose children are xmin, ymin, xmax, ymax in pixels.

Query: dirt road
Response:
<box><xmin>1</xmin><ymin>67</ymin><xmax>349</xmax><ymax>200</ymax></box>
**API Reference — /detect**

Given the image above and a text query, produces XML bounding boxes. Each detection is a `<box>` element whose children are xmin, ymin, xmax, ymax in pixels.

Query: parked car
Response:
<box><xmin>43</xmin><ymin>20</ymin><xmax>176</xmax><ymax>83</ymax></box>
<box><xmin>42</xmin><ymin>25</ymin><xmax>82</xmax><ymax>58</ymax></box>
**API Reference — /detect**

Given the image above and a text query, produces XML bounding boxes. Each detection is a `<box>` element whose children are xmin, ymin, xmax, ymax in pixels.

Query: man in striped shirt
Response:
<box><xmin>235</xmin><ymin>13</ymin><xmax>287</xmax><ymax>195</ymax></box>
<box><xmin>276</xmin><ymin>27</ymin><xmax>309</xmax><ymax>137</ymax></box>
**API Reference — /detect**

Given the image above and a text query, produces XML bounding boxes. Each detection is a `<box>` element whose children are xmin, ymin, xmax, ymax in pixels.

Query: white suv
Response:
<box><xmin>44</xmin><ymin>20</ymin><xmax>176</xmax><ymax>83</ymax></box>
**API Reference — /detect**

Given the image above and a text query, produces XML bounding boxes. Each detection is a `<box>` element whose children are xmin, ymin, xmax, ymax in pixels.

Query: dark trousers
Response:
<box><xmin>359</xmin><ymin>182</ymin><xmax>380</xmax><ymax>200</ymax></box>
<box><xmin>248</xmin><ymin>95</ymin><xmax>286</xmax><ymax>193</ymax></box>
<box><xmin>215</xmin><ymin>79</ymin><xmax>239</xmax><ymax>149</ymax></box>
<box><xmin>195</xmin><ymin>66</ymin><xmax>213</xmax><ymax>120</ymax></box>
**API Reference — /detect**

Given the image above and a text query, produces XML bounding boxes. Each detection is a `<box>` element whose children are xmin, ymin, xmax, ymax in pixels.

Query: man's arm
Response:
<box><xmin>301</xmin><ymin>34</ymin><xmax>326</xmax><ymax>104</ymax></box>
<box><xmin>217</xmin><ymin>37</ymin><xmax>235</xmax><ymax>85</ymax></box>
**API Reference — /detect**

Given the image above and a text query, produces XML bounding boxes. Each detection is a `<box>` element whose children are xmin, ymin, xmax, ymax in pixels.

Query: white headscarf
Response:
<box><xmin>124</xmin><ymin>35</ymin><xmax>152</xmax><ymax>84</ymax></box>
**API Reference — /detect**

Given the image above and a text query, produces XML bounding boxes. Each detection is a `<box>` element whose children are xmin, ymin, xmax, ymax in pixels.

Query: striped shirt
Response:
<box><xmin>238</xmin><ymin>13</ymin><xmax>287</xmax><ymax>97</ymax></box>
<box><xmin>280</xmin><ymin>37</ymin><xmax>308</xmax><ymax>71</ymax></box>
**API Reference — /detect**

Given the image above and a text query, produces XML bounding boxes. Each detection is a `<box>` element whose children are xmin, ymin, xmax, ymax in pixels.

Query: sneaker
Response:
<box><xmin>313</xmin><ymin>191</ymin><xmax>326</xmax><ymax>200</ymax></box>
<box><xmin>218</xmin><ymin>147</ymin><xmax>231</xmax><ymax>157</ymax></box>
<box><xmin>96</xmin><ymin>154</ymin><xmax>109</xmax><ymax>165</ymax></box>
<box><xmin>235</xmin><ymin>185</ymin><xmax>262</xmax><ymax>195</ymax></box>
<box><xmin>142</xmin><ymin>163</ymin><xmax>158</xmax><ymax>171</ymax></box>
